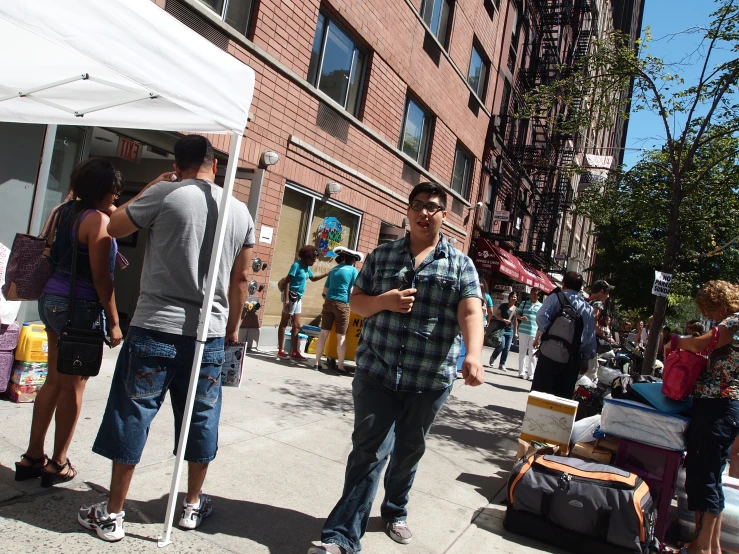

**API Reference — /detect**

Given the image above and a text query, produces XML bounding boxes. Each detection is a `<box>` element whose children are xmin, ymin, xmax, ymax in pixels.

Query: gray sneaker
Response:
<box><xmin>307</xmin><ymin>544</ymin><xmax>348</xmax><ymax>554</ymax></box>
<box><xmin>386</xmin><ymin>520</ymin><xmax>413</xmax><ymax>544</ymax></box>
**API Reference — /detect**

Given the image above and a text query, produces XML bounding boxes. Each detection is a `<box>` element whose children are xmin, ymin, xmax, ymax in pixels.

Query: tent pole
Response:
<box><xmin>158</xmin><ymin>130</ymin><xmax>243</xmax><ymax>548</ymax></box>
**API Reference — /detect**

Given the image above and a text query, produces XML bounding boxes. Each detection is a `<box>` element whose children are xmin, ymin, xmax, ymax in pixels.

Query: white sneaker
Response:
<box><xmin>78</xmin><ymin>501</ymin><xmax>125</xmax><ymax>542</ymax></box>
<box><xmin>179</xmin><ymin>493</ymin><xmax>213</xmax><ymax>530</ymax></box>
<box><xmin>307</xmin><ymin>544</ymin><xmax>348</xmax><ymax>554</ymax></box>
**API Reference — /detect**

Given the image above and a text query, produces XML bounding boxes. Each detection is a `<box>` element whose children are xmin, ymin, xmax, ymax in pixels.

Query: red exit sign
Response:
<box><xmin>116</xmin><ymin>137</ymin><xmax>143</xmax><ymax>163</ymax></box>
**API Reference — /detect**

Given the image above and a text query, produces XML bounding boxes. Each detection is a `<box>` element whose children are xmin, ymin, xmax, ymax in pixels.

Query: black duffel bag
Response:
<box><xmin>504</xmin><ymin>453</ymin><xmax>658</xmax><ymax>554</ymax></box>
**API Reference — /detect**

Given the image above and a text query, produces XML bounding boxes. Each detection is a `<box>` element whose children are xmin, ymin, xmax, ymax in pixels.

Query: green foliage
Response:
<box><xmin>576</xmin><ymin>142</ymin><xmax>739</xmax><ymax>311</ymax></box>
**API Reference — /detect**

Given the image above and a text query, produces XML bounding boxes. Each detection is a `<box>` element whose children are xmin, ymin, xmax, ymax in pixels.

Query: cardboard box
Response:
<box><xmin>569</xmin><ymin>441</ymin><xmax>614</xmax><ymax>464</ymax></box>
<box><xmin>520</xmin><ymin>391</ymin><xmax>578</xmax><ymax>454</ymax></box>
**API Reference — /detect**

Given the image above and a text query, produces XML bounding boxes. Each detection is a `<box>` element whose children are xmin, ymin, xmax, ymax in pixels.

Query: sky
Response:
<box><xmin>621</xmin><ymin>0</ymin><xmax>723</xmax><ymax>167</ymax></box>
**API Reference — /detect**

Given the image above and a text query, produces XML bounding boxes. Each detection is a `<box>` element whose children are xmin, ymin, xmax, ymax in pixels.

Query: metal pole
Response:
<box><xmin>158</xmin><ymin>131</ymin><xmax>243</xmax><ymax>547</ymax></box>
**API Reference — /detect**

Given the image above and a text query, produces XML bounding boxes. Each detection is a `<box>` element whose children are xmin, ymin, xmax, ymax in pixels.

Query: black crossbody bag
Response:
<box><xmin>57</xmin><ymin>213</ymin><xmax>108</xmax><ymax>377</ymax></box>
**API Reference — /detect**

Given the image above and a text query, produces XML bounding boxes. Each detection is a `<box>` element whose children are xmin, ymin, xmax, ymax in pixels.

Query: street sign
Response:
<box><xmin>117</xmin><ymin>137</ymin><xmax>143</xmax><ymax>163</ymax></box>
<box><xmin>493</xmin><ymin>210</ymin><xmax>510</xmax><ymax>222</ymax></box>
<box><xmin>652</xmin><ymin>271</ymin><xmax>672</xmax><ymax>297</ymax></box>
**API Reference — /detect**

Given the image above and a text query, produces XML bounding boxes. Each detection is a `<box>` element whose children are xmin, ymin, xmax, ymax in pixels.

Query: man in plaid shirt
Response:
<box><xmin>309</xmin><ymin>183</ymin><xmax>484</xmax><ymax>554</ymax></box>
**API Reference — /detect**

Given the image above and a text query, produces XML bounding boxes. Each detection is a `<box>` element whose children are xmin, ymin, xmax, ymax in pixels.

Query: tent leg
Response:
<box><xmin>158</xmin><ymin>131</ymin><xmax>243</xmax><ymax>548</ymax></box>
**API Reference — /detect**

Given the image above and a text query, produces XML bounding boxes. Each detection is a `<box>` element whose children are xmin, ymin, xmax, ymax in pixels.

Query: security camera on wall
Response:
<box><xmin>476</xmin><ymin>201</ymin><xmax>483</xmax><ymax>208</ymax></box>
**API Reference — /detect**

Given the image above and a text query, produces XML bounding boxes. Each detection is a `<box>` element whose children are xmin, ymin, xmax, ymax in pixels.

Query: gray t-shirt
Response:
<box><xmin>127</xmin><ymin>178</ymin><xmax>255</xmax><ymax>338</ymax></box>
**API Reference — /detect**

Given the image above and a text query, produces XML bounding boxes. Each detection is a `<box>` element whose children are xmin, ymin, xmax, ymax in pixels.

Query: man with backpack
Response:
<box><xmin>531</xmin><ymin>272</ymin><xmax>596</xmax><ymax>398</ymax></box>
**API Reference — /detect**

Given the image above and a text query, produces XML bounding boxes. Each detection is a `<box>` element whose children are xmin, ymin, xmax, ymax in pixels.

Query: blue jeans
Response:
<box><xmin>489</xmin><ymin>331</ymin><xmax>513</xmax><ymax>366</ymax></box>
<box><xmin>321</xmin><ymin>371</ymin><xmax>452</xmax><ymax>553</ymax></box>
<box><xmin>93</xmin><ymin>326</ymin><xmax>225</xmax><ymax>465</ymax></box>
<box><xmin>38</xmin><ymin>292</ymin><xmax>102</xmax><ymax>335</ymax></box>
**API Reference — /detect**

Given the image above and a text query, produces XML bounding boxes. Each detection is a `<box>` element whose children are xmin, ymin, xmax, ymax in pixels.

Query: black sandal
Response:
<box><xmin>15</xmin><ymin>453</ymin><xmax>48</xmax><ymax>481</ymax></box>
<box><xmin>40</xmin><ymin>458</ymin><xmax>77</xmax><ymax>488</ymax></box>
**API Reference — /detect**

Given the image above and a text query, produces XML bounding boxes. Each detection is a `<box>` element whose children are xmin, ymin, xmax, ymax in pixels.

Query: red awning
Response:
<box><xmin>475</xmin><ymin>238</ymin><xmax>524</xmax><ymax>280</ymax></box>
<box><xmin>535</xmin><ymin>269</ymin><xmax>557</xmax><ymax>294</ymax></box>
<box><xmin>475</xmin><ymin>237</ymin><xmax>537</xmax><ymax>286</ymax></box>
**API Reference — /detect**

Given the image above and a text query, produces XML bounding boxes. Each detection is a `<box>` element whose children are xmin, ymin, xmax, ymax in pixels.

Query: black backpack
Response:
<box><xmin>538</xmin><ymin>291</ymin><xmax>584</xmax><ymax>365</ymax></box>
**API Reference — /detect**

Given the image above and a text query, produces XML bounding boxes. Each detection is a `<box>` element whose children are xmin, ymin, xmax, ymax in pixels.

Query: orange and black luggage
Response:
<box><xmin>504</xmin><ymin>453</ymin><xmax>658</xmax><ymax>554</ymax></box>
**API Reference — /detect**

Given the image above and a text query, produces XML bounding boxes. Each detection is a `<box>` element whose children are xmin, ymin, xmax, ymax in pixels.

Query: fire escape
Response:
<box><xmin>514</xmin><ymin>0</ymin><xmax>597</xmax><ymax>271</ymax></box>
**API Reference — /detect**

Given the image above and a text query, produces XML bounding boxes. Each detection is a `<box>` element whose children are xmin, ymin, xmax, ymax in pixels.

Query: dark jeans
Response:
<box><xmin>686</xmin><ymin>398</ymin><xmax>739</xmax><ymax>514</ymax></box>
<box><xmin>531</xmin><ymin>354</ymin><xmax>580</xmax><ymax>399</ymax></box>
<box><xmin>321</xmin><ymin>371</ymin><xmax>452</xmax><ymax>553</ymax></box>
<box><xmin>489</xmin><ymin>331</ymin><xmax>513</xmax><ymax>367</ymax></box>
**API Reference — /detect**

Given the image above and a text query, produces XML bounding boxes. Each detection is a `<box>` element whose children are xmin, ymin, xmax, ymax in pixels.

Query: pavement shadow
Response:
<box><xmin>135</xmin><ymin>493</ymin><xmax>323</xmax><ymax>553</ymax></box>
<box><xmin>488</xmin><ymin>381</ymin><xmax>528</xmax><ymax>393</ymax></box>
<box><xmin>266</xmin><ymin>378</ymin><xmax>355</xmax><ymax>414</ymax></box>
<box><xmin>470</xmin><ymin>506</ymin><xmax>568</xmax><ymax>554</ymax></box>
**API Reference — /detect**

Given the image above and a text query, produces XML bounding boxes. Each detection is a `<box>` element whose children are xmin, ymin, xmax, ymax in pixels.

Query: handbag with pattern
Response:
<box><xmin>1</xmin><ymin>206</ymin><xmax>62</xmax><ymax>301</ymax></box>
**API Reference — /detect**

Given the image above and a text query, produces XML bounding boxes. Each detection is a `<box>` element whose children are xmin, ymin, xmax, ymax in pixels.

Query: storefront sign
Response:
<box><xmin>116</xmin><ymin>137</ymin><xmax>143</xmax><ymax>163</ymax></box>
<box><xmin>317</xmin><ymin>216</ymin><xmax>345</xmax><ymax>256</ymax></box>
<box><xmin>652</xmin><ymin>271</ymin><xmax>673</xmax><ymax>297</ymax></box>
<box><xmin>259</xmin><ymin>226</ymin><xmax>273</xmax><ymax>244</ymax></box>
<box><xmin>493</xmin><ymin>210</ymin><xmax>510</xmax><ymax>222</ymax></box>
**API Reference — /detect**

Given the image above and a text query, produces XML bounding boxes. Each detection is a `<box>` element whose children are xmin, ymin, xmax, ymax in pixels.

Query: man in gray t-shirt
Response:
<box><xmin>79</xmin><ymin>136</ymin><xmax>254</xmax><ymax>542</ymax></box>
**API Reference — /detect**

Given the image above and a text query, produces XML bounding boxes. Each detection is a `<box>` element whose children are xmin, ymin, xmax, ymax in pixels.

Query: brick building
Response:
<box><xmin>0</xmin><ymin>0</ymin><xmax>642</xmax><ymax>341</ymax></box>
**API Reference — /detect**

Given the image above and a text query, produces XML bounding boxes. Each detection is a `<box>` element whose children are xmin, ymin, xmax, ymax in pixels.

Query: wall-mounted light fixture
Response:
<box><xmin>260</xmin><ymin>150</ymin><xmax>280</xmax><ymax>167</ymax></box>
<box><xmin>326</xmin><ymin>181</ymin><xmax>342</xmax><ymax>195</ymax></box>
<box><xmin>449</xmin><ymin>238</ymin><xmax>459</xmax><ymax>245</ymax></box>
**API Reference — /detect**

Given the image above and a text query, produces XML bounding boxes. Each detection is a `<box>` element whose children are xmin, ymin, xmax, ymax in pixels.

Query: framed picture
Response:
<box><xmin>116</xmin><ymin>191</ymin><xmax>138</xmax><ymax>248</ymax></box>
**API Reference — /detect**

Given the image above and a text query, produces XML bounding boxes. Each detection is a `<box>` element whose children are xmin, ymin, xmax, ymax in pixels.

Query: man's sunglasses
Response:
<box><xmin>409</xmin><ymin>201</ymin><xmax>444</xmax><ymax>214</ymax></box>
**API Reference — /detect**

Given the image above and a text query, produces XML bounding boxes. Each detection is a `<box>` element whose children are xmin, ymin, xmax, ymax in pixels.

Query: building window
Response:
<box><xmin>451</xmin><ymin>145</ymin><xmax>473</xmax><ymax>198</ymax></box>
<box><xmin>420</xmin><ymin>0</ymin><xmax>451</xmax><ymax>47</ymax></box>
<box><xmin>468</xmin><ymin>43</ymin><xmax>489</xmax><ymax>100</ymax></box>
<box><xmin>198</xmin><ymin>0</ymin><xmax>254</xmax><ymax>36</ymax></box>
<box><xmin>399</xmin><ymin>96</ymin><xmax>432</xmax><ymax>166</ymax></box>
<box><xmin>308</xmin><ymin>12</ymin><xmax>366</xmax><ymax>115</ymax></box>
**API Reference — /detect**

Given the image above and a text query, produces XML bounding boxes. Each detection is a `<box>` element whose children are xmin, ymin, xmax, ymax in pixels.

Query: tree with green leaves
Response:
<box><xmin>520</xmin><ymin>0</ymin><xmax>739</xmax><ymax>373</ymax></box>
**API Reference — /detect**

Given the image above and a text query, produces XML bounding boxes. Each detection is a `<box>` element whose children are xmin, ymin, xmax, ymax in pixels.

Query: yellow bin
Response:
<box><xmin>325</xmin><ymin>313</ymin><xmax>364</xmax><ymax>361</ymax></box>
<box><xmin>15</xmin><ymin>324</ymin><xmax>48</xmax><ymax>363</ymax></box>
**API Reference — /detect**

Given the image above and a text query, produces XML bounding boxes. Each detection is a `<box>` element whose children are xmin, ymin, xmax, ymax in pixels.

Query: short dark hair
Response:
<box><xmin>299</xmin><ymin>244</ymin><xmax>319</xmax><ymax>260</ymax></box>
<box><xmin>530</xmin><ymin>287</ymin><xmax>541</xmax><ymax>296</ymax></box>
<box><xmin>508</xmin><ymin>291</ymin><xmax>517</xmax><ymax>301</ymax></box>
<box><xmin>409</xmin><ymin>182</ymin><xmax>447</xmax><ymax>210</ymax></box>
<box><xmin>174</xmin><ymin>135</ymin><xmax>215</xmax><ymax>172</ymax></box>
<box><xmin>563</xmin><ymin>271</ymin><xmax>584</xmax><ymax>291</ymax></box>
<box><xmin>692</xmin><ymin>321</ymin><xmax>705</xmax><ymax>334</ymax></box>
<box><xmin>71</xmin><ymin>158</ymin><xmax>124</xmax><ymax>208</ymax></box>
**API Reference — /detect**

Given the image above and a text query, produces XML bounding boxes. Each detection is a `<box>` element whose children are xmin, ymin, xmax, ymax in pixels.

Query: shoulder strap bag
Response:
<box><xmin>1</xmin><ymin>205</ymin><xmax>63</xmax><ymax>301</ymax></box>
<box><xmin>662</xmin><ymin>327</ymin><xmax>720</xmax><ymax>401</ymax></box>
<box><xmin>57</xmin><ymin>213</ymin><xmax>108</xmax><ymax>377</ymax></box>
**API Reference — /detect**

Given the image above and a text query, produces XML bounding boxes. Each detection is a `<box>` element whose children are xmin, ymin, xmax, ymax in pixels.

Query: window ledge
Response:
<box><xmin>176</xmin><ymin>0</ymin><xmax>469</xmax><ymax>208</ymax></box>
<box><xmin>403</xmin><ymin>0</ymin><xmax>492</xmax><ymax>118</ymax></box>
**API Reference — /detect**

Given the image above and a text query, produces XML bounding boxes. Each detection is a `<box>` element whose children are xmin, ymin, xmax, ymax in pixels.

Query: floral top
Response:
<box><xmin>694</xmin><ymin>314</ymin><xmax>739</xmax><ymax>399</ymax></box>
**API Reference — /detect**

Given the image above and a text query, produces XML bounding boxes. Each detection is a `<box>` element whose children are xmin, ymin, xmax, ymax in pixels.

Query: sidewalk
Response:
<box><xmin>0</xmin><ymin>346</ymin><xmax>566</xmax><ymax>554</ymax></box>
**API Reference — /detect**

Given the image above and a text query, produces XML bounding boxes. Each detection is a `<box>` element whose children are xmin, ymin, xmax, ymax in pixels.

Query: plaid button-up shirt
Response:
<box><xmin>354</xmin><ymin>233</ymin><xmax>481</xmax><ymax>392</ymax></box>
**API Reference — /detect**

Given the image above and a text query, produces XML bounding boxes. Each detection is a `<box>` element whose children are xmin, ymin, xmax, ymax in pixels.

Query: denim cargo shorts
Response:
<box><xmin>93</xmin><ymin>326</ymin><xmax>225</xmax><ymax>465</ymax></box>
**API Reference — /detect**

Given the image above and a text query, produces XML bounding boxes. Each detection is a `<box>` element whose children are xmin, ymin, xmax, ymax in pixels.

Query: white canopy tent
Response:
<box><xmin>0</xmin><ymin>0</ymin><xmax>255</xmax><ymax>547</ymax></box>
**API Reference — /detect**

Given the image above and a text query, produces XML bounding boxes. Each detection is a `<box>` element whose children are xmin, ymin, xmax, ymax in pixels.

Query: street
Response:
<box><xmin>0</xmin><ymin>345</ymin><xmax>565</xmax><ymax>554</ymax></box>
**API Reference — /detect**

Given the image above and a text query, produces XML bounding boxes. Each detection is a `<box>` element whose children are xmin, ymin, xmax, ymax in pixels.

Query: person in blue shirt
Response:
<box><xmin>278</xmin><ymin>245</ymin><xmax>328</xmax><ymax>359</ymax></box>
<box><xmin>480</xmin><ymin>280</ymin><xmax>494</xmax><ymax>328</ymax></box>
<box><xmin>313</xmin><ymin>247</ymin><xmax>363</xmax><ymax>373</ymax></box>
<box><xmin>531</xmin><ymin>271</ymin><xmax>597</xmax><ymax>398</ymax></box>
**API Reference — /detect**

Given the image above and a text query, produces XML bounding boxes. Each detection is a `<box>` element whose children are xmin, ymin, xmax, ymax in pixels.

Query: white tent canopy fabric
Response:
<box><xmin>0</xmin><ymin>0</ymin><xmax>254</xmax><ymax>132</ymax></box>
<box><xmin>0</xmin><ymin>0</ymin><xmax>255</xmax><ymax>547</ymax></box>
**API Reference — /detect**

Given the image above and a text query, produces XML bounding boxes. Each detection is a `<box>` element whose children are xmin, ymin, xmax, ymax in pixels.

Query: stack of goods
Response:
<box><xmin>520</xmin><ymin>391</ymin><xmax>579</xmax><ymax>454</ymax></box>
<box><xmin>7</xmin><ymin>324</ymin><xmax>48</xmax><ymax>403</ymax></box>
<box><xmin>8</xmin><ymin>361</ymin><xmax>47</xmax><ymax>402</ymax></box>
<box><xmin>0</xmin><ymin>321</ymin><xmax>20</xmax><ymax>392</ymax></box>
<box><xmin>600</xmin><ymin>396</ymin><xmax>689</xmax><ymax>451</ymax></box>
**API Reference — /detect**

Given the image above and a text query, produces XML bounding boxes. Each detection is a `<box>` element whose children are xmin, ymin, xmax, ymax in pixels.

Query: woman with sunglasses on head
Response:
<box><xmin>277</xmin><ymin>244</ymin><xmax>329</xmax><ymax>359</ymax></box>
<box><xmin>15</xmin><ymin>158</ymin><xmax>124</xmax><ymax>487</ymax></box>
